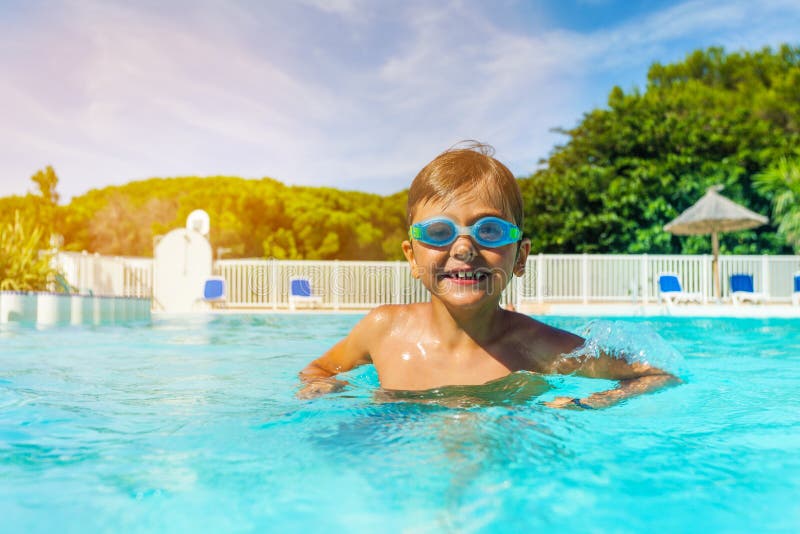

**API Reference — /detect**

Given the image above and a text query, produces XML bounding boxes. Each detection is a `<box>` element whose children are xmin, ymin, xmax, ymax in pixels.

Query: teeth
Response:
<box><xmin>452</xmin><ymin>271</ymin><xmax>481</xmax><ymax>279</ymax></box>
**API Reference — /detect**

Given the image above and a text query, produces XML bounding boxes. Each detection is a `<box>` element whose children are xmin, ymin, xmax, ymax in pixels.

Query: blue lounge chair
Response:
<box><xmin>792</xmin><ymin>272</ymin><xmax>800</xmax><ymax>306</ymax></box>
<box><xmin>289</xmin><ymin>277</ymin><xmax>322</xmax><ymax>310</ymax></box>
<box><xmin>202</xmin><ymin>276</ymin><xmax>226</xmax><ymax>308</ymax></box>
<box><xmin>730</xmin><ymin>274</ymin><xmax>765</xmax><ymax>305</ymax></box>
<box><xmin>658</xmin><ymin>273</ymin><xmax>701</xmax><ymax>305</ymax></box>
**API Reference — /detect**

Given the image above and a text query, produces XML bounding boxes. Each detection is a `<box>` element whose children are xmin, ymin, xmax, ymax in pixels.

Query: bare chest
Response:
<box><xmin>370</xmin><ymin>336</ymin><xmax>526</xmax><ymax>391</ymax></box>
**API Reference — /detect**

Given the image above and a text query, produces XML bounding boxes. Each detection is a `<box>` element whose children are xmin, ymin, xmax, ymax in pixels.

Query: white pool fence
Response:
<box><xmin>55</xmin><ymin>252</ymin><xmax>153</xmax><ymax>298</ymax></box>
<box><xmin>54</xmin><ymin>251</ymin><xmax>800</xmax><ymax>309</ymax></box>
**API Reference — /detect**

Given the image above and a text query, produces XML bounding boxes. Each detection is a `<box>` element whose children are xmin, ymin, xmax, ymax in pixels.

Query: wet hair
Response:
<box><xmin>406</xmin><ymin>141</ymin><xmax>524</xmax><ymax>228</ymax></box>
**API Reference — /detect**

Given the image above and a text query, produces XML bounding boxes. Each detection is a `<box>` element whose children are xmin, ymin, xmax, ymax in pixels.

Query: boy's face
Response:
<box><xmin>402</xmin><ymin>190</ymin><xmax>530</xmax><ymax>311</ymax></box>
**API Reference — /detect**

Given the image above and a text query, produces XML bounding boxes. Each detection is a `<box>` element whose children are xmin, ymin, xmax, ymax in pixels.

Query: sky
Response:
<box><xmin>1</xmin><ymin>0</ymin><xmax>799</xmax><ymax>201</ymax></box>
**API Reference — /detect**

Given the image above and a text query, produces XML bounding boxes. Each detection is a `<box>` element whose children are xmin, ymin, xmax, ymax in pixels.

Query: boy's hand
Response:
<box><xmin>296</xmin><ymin>378</ymin><xmax>348</xmax><ymax>399</ymax></box>
<box><xmin>545</xmin><ymin>374</ymin><xmax>680</xmax><ymax>410</ymax></box>
<box><xmin>544</xmin><ymin>396</ymin><xmax>597</xmax><ymax>410</ymax></box>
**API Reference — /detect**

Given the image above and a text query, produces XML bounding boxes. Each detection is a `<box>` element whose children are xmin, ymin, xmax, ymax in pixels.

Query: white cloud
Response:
<box><xmin>296</xmin><ymin>0</ymin><xmax>364</xmax><ymax>17</ymax></box>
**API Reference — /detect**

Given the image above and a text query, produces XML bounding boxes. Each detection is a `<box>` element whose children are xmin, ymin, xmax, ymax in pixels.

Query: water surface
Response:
<box><xmin>1</xmin><ymin>314</ymin><xmax>799</xmax><ymax>532</ymax></box>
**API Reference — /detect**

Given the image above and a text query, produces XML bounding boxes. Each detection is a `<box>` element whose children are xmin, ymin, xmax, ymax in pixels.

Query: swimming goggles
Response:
<box><xmin>409</xmin><ymin>216</ymin><xmax>522</xmax><ymax>248</ymax></box>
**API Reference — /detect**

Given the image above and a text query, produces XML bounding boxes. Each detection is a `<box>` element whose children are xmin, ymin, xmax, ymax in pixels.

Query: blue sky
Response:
<box><xmin>2</xmin><ymin>0</ymin><xmax>799</xmax><ymax>200</ymax></box>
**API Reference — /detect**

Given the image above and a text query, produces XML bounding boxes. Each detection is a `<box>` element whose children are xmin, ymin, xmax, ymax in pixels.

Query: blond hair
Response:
<box><xmin>406</xmin><ymin>142</ymin><xmax>523</xmax><ymax>228</ymax></box>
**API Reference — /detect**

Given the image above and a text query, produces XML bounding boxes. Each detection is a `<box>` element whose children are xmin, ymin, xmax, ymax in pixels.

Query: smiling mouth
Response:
<box><xmin>439</xmin><ymin>270</ymin><xmax>490</xmax><ymax>282</ymax></box>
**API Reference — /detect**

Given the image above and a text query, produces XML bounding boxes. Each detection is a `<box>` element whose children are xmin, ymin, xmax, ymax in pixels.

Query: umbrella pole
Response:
<box><xmin>712</xmin><ymin>231</ymin><xmax>720</xmax><ymax>302</ymax></box>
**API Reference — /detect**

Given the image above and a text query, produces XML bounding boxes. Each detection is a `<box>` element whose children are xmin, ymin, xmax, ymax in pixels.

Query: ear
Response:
<box><xmin>402</xmin><ymin>240</ymin><xmax>420</xmax><ymax>278</ymax></box>
<box><xmin>513</xmin><ymin>238</ymin><xmax>531</xmax><ymax>277</ymax></box>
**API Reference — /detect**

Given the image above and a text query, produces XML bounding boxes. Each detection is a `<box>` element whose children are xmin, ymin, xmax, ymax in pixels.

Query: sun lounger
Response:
<box><xmin>730</xmin><ymin>274</ymin><xmax>765</xmax><ymax>305</ymax></box>
<box><xmin>792</xmin><ymin>272</ymin><xmax>800</xmax><ymax>306</ymax></box>
<box><xmin>289</xmin><ymin>277</ymin><xmax>322</xmax><ymax>310</ymax></box>
<box><xmin>202</xmin><ymin>276</ymin><xmax>226</xmax><ymax>308</ymax></box>
<box><xmin>658</xmin><ymin>273</ymin><xmax>702</xmax><ymax>304</ymax></box>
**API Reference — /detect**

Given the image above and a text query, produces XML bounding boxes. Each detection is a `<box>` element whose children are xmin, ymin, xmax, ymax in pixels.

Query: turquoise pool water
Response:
<box><xmin>1</xmin><ymin>315</ymin><xmax>799</xmax><ymax>532</ymax></box>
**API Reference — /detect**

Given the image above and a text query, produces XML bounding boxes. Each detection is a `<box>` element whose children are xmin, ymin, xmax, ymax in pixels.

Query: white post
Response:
<box><xmin>91</xmin><ymin>252</ymin><xmax>99</xmax><ymax>295</ymax></box>
<box><xmin>641</xmin><ymin>254</ymin><xmax>649</xmax><ymax>305</ymax></box>
<box><xmin>537</xmin><ymin>253</ymin><xmax>544</xmax><ymax>304</ymax></box>
<box><xmin>701</xmin><ymin>254</ymin><xmax>709</xmax><ymax>304</ymax></box>
<box><xmin>762</xmin><ymin>254</ymin><xmax>769</xmax><ymax>300</ymax></box>
<box><xmin>270</xmin><ymin>258</ymin><xmax>278</xmax><ymax>310</ymax></box>
<box><xmin>116</xmin><ymin>258</ymin><xmax>123</xmax><ymax>296</ymax></box>
<box><xmin>333</xmin><ymin>260</ymin><xmax>340</xmax><ymax>311</ymax></box>
<box><xmin>582</xmin><ymin>253</ymin><xmax>589</xmax><ymax>305</ymax></box>
<box><xmin>394</xmin><ymin>262</ymin><xmax>402</xmax><ymax>305</ymax></box>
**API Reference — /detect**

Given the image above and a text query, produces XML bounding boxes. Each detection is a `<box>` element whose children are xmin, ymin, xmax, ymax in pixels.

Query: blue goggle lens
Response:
<box><xmin>409</xmin><ymin>217</ymin><xmax>521</xmax><ymax>248</ymax></box>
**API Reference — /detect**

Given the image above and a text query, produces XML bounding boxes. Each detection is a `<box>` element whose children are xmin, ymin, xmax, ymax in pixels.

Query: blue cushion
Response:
<box><xmin>291</xmin><ymin>279</ymin><xmax>312</xmax><ymax>297</ymax></box>
<box><xmin>659</xmin><ymin>275</ymin><xmax>681</xmax><ymax>293</ymax></box>
<box><xmin>794</xmin><ymin>275</ymin><xmax>800</xmax><ymax>293</ymax></box>
<box><xmin>730</xmin><ymin>274</ymin><xmax>754</xmax><ymax>293</ymax></box>
<box><xmin>204</xmin><ymin>279</ymin><xmax>225</xmax><ymax>300</ymax></box>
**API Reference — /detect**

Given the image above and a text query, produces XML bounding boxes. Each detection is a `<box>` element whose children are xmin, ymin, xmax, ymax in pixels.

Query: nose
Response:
<box><xmin>450</xmin><ymin>235</ymin><xmax>477</xmax><ymax>261</ymax></box>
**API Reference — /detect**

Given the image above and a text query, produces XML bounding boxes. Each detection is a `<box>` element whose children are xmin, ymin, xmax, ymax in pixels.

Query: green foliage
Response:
<box><xmin>0</xmin><ymin>211</ymin><xmax>58</xmax><ymax>291</ymax></box>
<box><xmin>0</xmin><ymin>166</ymin><xmax>63</xmax><ymax>248</ymax></box>
<box><xmin>755</xmin><ymin>155</ymin><xmax>800</xmax><ymax>252</ymax></box>
<box><xmin>520</xmin><ymin>44</ymin><xmax>800</xmax><ymax>255</ymax></box>
<box><xmin>59</xmin><ymin>176</ymin><xmax>409</xmax><ymax>260</ymax></box>
<box><xmin>31</xmin><ymin>166</ymin><xmax>60</xmax><ymax>204</ymax></box>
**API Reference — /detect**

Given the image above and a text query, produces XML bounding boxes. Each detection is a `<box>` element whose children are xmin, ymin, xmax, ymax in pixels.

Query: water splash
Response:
<box><xmin>563</xmin><ymin>320</ymin><xmax>688</xmax><ymax>378</ymax></box>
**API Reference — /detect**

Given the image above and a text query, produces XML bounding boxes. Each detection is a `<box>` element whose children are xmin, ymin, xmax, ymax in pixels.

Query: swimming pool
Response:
<box><xmin>2</xmin><ymin>314</ymin><xmax>799</xmax><ymax>532</ymax></box>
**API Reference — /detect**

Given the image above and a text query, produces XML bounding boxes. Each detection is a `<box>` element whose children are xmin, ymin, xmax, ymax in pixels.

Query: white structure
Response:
<box><xmin>152</xmin><ymin>211</ymin><xmax>213</xmax><ymax>313</ymax></box>
<box><xmin>186</xmin><ymin>209</ymin><xmax>211</xmax><ymax>237</ymax></box>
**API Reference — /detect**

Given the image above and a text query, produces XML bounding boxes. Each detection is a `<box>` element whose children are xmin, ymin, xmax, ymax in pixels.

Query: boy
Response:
<box><xmin>299</xmin><ymin>143</ymin><xmax>678</xmax><ymax>408</ymax></box>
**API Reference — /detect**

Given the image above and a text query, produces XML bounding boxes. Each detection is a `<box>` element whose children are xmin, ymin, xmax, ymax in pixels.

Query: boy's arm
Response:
<box><xmin>546</xmin><ymin>352</ymin><xmax>681</xmax><ymax>410</ymax></box>
<box><xmin>297</xmin><ymin>307</ymin><xmax>386</xmax><ymax>399</ymax></box>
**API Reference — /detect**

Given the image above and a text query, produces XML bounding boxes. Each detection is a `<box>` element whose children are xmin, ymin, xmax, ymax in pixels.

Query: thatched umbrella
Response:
<box><xmin>664</xmin><ymin>185</ymin><xmax>768</xmax><ymax>300</ymax></box>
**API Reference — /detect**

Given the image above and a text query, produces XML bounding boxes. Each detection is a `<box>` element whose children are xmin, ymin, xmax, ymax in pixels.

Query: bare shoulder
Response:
<box><xmin>350</xmin><ymin>305</ymin><xmax>393</xmax><ymax>342</ymax></box>
<box><xmin>359</xmin><ymin>303</ymin><xmax>416</xmax><ymax>327</ymax></box>
<box><xmin>503</xmin><ymin>311</ymin><xmax>585</xmax><ymax>370</ymax></box>
<box><xmin>507</xmin><ymin>311</ymin><xmax>584</xmax><ymax>349</ymax></box>
<box><xmin>354</xmin><ymin>303</ymin><xmax>422</xmax><ymax>338</ymax></box>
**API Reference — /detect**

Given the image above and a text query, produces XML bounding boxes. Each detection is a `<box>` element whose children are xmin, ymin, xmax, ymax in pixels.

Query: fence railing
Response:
<box><xmin>55</xmin><ymin>252</ymin><xmax>153</xmax><ymax>298</ymax></box>
<box><xmin>215</xmin><ymin>259</ymin><xmax>519</xmax><ymax>309</ymax></box>
<box><xmin>518</xmin><ymin>254</ymin><xmax>800</xmax><ymax>304</ymax></box>
<box><xmin>56</xmin><ymin>252</ymin><xmax>800</xmax><ymax>307</ymax></box>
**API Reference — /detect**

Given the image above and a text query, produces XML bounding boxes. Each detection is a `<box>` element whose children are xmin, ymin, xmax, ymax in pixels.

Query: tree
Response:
<box><xmin>0</xmin><ymin>167</ymin><xmax>64</xmax><ymax>250</ymax></box>
<box><xmin>57</xmin><ymin>175</ymin><xmax>409</xmax><ymax>260</ymax></box>
<box><xmin>31</xmin><ymin>165</ymin><xmax>60</xmax><ymax>204</ymax></box>
<box><xmin>755</xmin><ymin>156</ymin><xmax>800</xmax><ymax>252</ymax></box>
<box><xmin>520</xmin><ymin>44</ymin><xmax>800</xmax><ymax>255</ymax></box>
